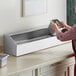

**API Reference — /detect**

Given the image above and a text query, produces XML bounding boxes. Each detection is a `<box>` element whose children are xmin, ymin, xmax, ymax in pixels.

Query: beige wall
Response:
<box><xmin>0</xmin><ymin>0</ymin><xmax>66</xmax><ymax>45</ymax></box>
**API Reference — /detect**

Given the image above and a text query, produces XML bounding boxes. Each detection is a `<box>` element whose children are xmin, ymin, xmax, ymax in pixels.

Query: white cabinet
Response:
<box><xmin>9</xmin><ymin>57</ymin><xmax>74</xmax><ymax>76</ymax></box>
<box><xmin>8</xmin><ymin>73</ymin><xmax>18</xmax><ymax>76</ymax></box>
<box><xmin>9</xmin><ymin>69</ymin><xmax>35</xmax><ymax>76</ymax></box>
<box><xmin>19</xmin><ymin>70</ymin><xmax>35</xmax><ymax>76</ymax></box>
<box><xmin>36</xmin><ymin>57</ymin><xmax>74</xmax><ymax>76</ymax></box>
<box><xmin>69</xmin><ymin>64</ymin><xmax>74</xmax><ymax>76</ymax></box>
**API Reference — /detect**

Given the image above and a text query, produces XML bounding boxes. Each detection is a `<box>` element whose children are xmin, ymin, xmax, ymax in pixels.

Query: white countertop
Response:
<box><xmin>0</xmin><ymin>42</ymin><xmax>74</xmax><ymax>76</ymax></box>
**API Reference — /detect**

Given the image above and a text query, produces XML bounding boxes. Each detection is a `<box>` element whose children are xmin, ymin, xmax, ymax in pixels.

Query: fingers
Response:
<box><xmin>50</xmin><ymin>21</ymin><xmax>59</xmax><ymax>30</ymax></box>
<box><xmin>60</xmin><ymin>21</ymin><xmax>68</xmax><ymax>27</ymax></box>
<box><xmin>50</xmin><ymin>21</ymin><xmax>57</xmax><ymax>26</ymax></box>
<box><xmin>60</xmin><ymin>21</ymin><xmax>66</xmax><ymax>25</ymax></box>
<box><xmin>50</xmin><ymin>21</ymin><xmax>55</xmax><ymax>26</ymax></box>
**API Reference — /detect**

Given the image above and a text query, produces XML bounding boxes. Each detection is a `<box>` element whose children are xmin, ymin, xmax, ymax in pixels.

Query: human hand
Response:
<box><xmin>50</xmin><ymin>21</ymin><xmax>60</xmax><ymax>32</ymax></box>
<box><xmin>51</xmin><ymin>19</ymin><xmax>67</xmax><ymax>28</ymax></box>
<box><xmin>60</xmin><ymin>21</ymin><xmax>71</xmax><ymax>30</ymax></box>
<box><xmin>59</xmin><ymin>21</ymin><xmax>68</xmax><ymax>27</ymax></box>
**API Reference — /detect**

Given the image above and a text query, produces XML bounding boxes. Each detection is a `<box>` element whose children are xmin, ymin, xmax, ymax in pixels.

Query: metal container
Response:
<box><xmin>4</xmin><ymin>26</ymin><xmax>66</xmax><ymax>56</ymax></box>
<box><xmin>0</xmin><ymin>54</ymin><xmax>9</xmax><ymax>68</ymax></box>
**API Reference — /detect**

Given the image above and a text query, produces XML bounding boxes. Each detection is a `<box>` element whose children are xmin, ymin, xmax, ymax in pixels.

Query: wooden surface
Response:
<box><xmin>0</xmin><ymin>42</ymin><xmax>74</xmax><ymax>76</ymax></box>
